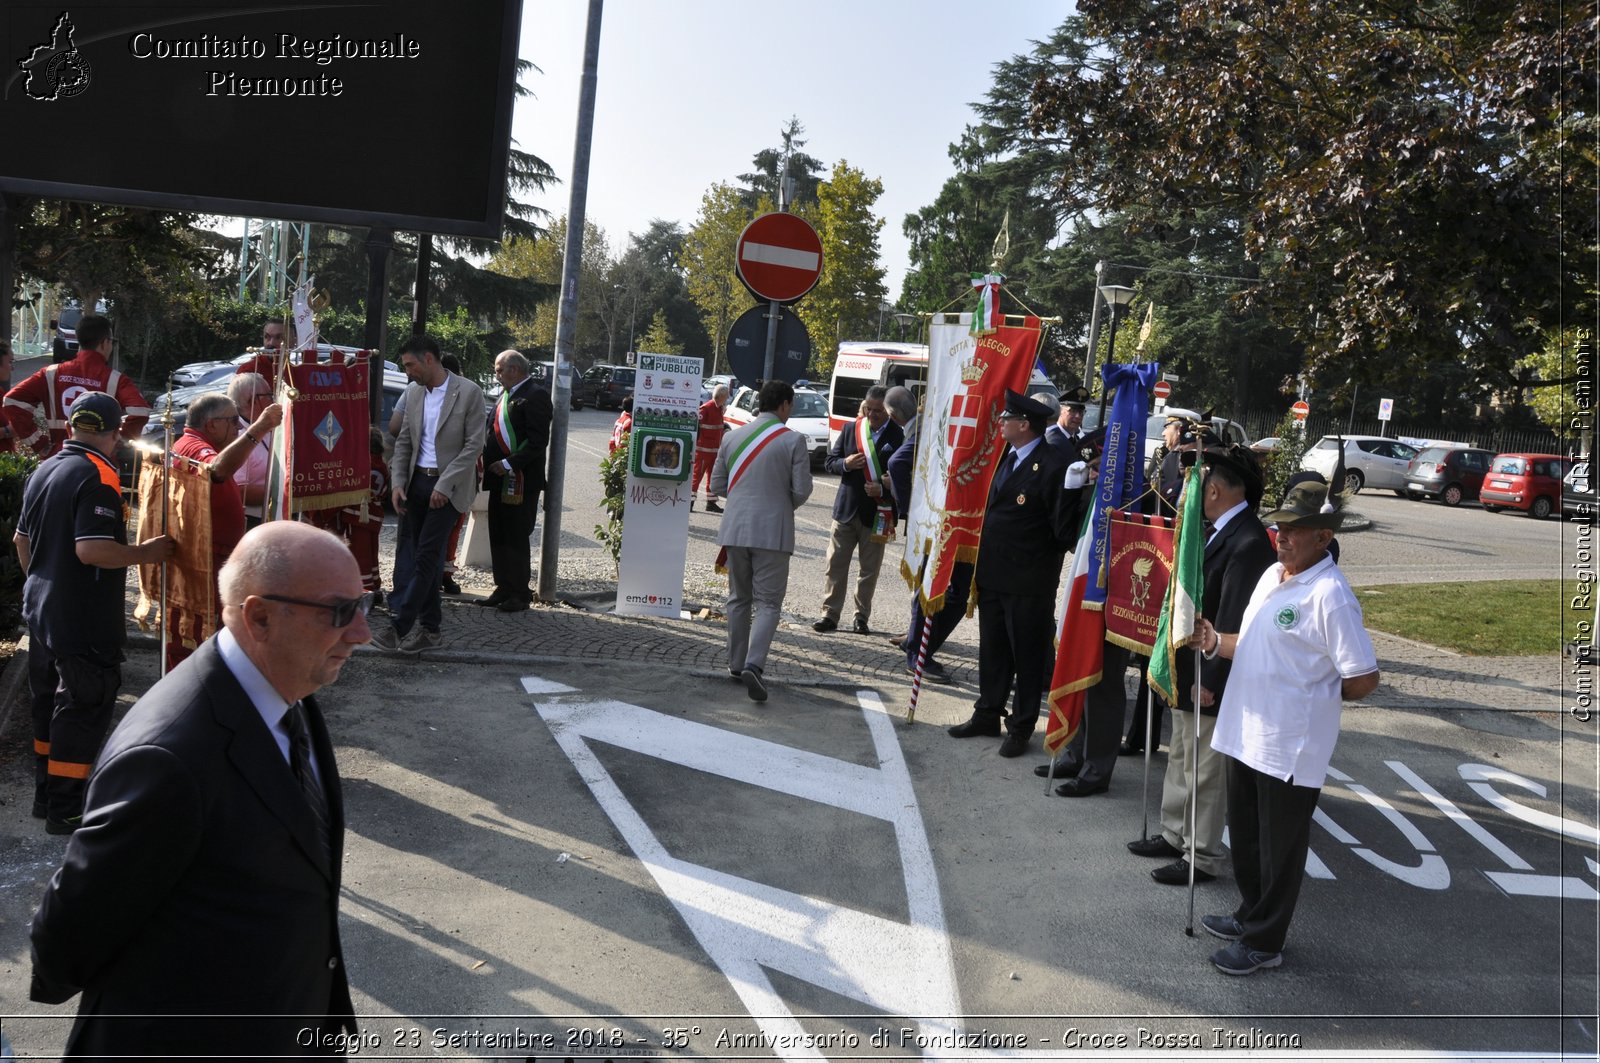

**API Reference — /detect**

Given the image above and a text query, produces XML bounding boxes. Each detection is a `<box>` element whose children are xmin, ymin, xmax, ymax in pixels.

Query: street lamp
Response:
<box><xmin>1095</xmin><ymin>284</ymin><xmax>1137</xmax><ymax>424</ymax></box>
<box><xmin>877</xmin><ymin>300</ymin><xmax>894</xmax><ymax>340</ymax></box>
<box><xmin>893</xmin><ymin>312</ymin><xmax>917</xmax><ymax>342</ymax></box>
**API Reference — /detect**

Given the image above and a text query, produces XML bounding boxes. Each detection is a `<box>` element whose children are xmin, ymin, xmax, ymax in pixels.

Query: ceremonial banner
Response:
<box><xmin>281</xmin><ymin>352</ymin><xmax>372</xmax><ymax>514</ymax></box>
<box><xmin>1148</xmin><ymin>463</ymin><xmax>1206</xmax><ymax>706</ymax></box>
<box><xmin>1104</xmin><ymin>509</ymin><xmax>1176</xmax><ymax>654</ymax></box>
<box><xmin>1083</xmin><ymin>361</ymin><xmax>1161</xmax><ymax>607</ymax></box>
<box><xmin>902</xmin><ymin>311</ymin><xmax>1044</xmax><ymax>614</ymax></box>
<box><xmin>134</xmin><ymin>451</ymin><xmax>214</xmax><ymax>651</ymax></box>
<box><xmin>616</xmin><ymin>352</ymin><xmax>703</xmax><ymax>618</ymax></box>
<box><xmin>1043</xmin><ymin>503</ymin><xmax>1100</xmax><ymax>754</ymax></box>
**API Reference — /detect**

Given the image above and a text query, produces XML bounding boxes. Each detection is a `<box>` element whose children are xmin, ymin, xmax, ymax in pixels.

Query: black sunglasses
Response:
<box><xmin>258</xmin><ymin>592</ymin><xmax>375</xmax><ymax>627</ymax></box>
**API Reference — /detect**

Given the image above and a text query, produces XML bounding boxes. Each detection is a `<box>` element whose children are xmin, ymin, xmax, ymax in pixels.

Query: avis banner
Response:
<box><xmin>284</xmin><ymin>352</ymin><xmax>372</xmax><ymax>513</ymax></box>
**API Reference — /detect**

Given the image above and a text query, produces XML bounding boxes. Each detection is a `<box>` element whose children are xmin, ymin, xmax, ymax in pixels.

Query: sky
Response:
<box><xmin>513</xmin><ymin>0</ymin><xmax>1069</xmax><ymax>300</ymax></box>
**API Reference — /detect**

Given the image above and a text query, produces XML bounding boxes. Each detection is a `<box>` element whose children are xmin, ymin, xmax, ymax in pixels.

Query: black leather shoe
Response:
<box><xmin>908</xmin><ymin>662</ymin><xmax>952</xmax><ymax>685</ymax></box>
<box><xmin>812</xmin><ymin>617</ymin><xmax>838</xmax><ymax>633</ymax></box>
<box><xmin>947</xmin><ymin>714</ymin><xmax>1001</xmax><ymax>739</ymax></box>
<box><xmin>1151</xmin><ymin>859</ymin><xmax>1215</xmax><ymax>885</ymax></box>
<box><xmin>1128</xmin><ymin>835</ymin><xmax>1183</xmax><ymax>859</ymax></box>
<box><xmin>1054</xmin><ymin>777</ymin><xmax>1110</xmax><ymax>798</ymax></box>
<box><xmin>441</xmin><ymin>574</ymin><xmax>463</xmax><ymax>596</ymax></box>
<box><xmin>851</xmin><ymin>616</ymin><xmax>870</xmax><ymax>634</ymax></box>
<box><xmin>478</xmin><ymin>590</ymin><xmax>508</xmax><ymax>607</ymax></box>
<box><xmin>997</xmin><ymin>733</ymin><xmax>1030</xmax><ymax>758</ymax></box>
<box><xmin>705</xmin><ymin>500</ymin><xmax>723</xmax><ymax>513</ymax></box>
<box><xmin>495</xmin><ymin>597</ymin><xmax>529</xmax><ymax>613</ymax></box>
<box><xmin>1033</xmin><ymin>760</ymin><xmax>1080</xmax><ymax>779</ymax></box>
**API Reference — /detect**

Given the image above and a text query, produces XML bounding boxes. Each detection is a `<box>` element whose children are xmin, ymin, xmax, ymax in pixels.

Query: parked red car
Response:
<box><xmin>1480</xmin><ymin>452</ymin><xmax>1571</xmax><ymax>518</ymax></box>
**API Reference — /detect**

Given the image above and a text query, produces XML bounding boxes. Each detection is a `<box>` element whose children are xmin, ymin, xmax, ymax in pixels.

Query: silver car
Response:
<box><xmin>1301</xmin><ymin>434</ymin><xmax>1420</xmax><ymax>494</ymax></box>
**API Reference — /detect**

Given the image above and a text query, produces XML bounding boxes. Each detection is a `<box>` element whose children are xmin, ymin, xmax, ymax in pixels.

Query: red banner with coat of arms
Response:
<box><xmin>1103</xmin><ymin>508</ymin><xmax>1176</xmax><ymax>654</ymax></box>
<box><xmin>901</xmin><ymin>312</ymin><xmax>1044</xmax><ymax>614</ymax></box>
<box><xmin>281</xmin><ymin>351</ymin><xmax>372</xmax><ymax>514</ymax></box>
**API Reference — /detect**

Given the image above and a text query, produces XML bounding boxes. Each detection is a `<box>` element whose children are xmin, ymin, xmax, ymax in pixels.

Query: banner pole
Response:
<box><xmin>906</xmin><ymin>613</ymin><xmax>934</xmax><ymax>724</ymax></box>
<box><xmin>158</xmin><ymin>375</ymin><xmax>174</xmax><ymax>678</ymax></box>
<box><xmin>1184</xmin><ymin>640</ymin><xmax>1203</xmax><ymax>937</ymax></box>
<box><xmin>1140</xmin><ymin>682</ymin><xmax>1155</xmax><ymax>840</ymax></box>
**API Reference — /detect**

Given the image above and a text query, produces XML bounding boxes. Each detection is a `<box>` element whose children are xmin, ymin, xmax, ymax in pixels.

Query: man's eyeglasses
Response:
<box><xmin>257</xmin><ymin>592</ymin><xmax>375</xmax><ymax>627</ymax></box>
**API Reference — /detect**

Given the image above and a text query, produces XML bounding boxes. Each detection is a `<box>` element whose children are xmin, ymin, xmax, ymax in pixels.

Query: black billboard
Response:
<box><xmin>0</xmin><ymin>1</ymin><xmax>523</xmax><ymax>238</ymax></box>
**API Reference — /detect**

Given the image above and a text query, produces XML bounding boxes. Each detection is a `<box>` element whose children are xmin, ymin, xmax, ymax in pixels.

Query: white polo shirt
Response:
<box><xmin>1210</xmin><ymin>553</ymin><xmax>1378</xmax><ymax>788</ymax></box>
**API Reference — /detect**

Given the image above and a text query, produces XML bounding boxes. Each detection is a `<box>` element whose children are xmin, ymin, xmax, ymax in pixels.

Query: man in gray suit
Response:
<box><xmin>371</xmin><ymin>335</ymin><xmax>486</xmax><ymax>655</ymax></box>
<box><xmin>711</xmin><ymin>379</ymin><xmax>813</xmax><ymax>702</ymax></box>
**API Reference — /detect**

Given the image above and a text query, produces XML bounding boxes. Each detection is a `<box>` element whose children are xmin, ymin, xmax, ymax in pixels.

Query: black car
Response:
<box><xmin>529</xmin><ymin>360</ymin><xmax>597</xmax><ymax>410</ymax></box>
<box><xmin>584</xmin><ymin>364</ymin><xmax>636</xmax><ymax>410</ymax></box>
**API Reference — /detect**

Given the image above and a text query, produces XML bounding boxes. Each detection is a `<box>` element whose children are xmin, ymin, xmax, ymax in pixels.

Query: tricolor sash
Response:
<box><xmin>493</xmin><ymin>391</ymin><xmax>521</xmax><ymax>456</ymax></box>
<box><xmin>726</xmin><ymin>417</ymin><xmax>790</xmax><ymax>492</ymax></box>
<box><xmin>855</xmin><ymin>415</ymin><xmax>896</xmax><ymax>543</ymax></box>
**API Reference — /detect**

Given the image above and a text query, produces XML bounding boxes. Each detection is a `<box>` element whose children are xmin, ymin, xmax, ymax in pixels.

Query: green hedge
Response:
<box><xmin>0</xmin><ymin>451</ymin><xmax>39</xmax><ymax>633</ymax></box>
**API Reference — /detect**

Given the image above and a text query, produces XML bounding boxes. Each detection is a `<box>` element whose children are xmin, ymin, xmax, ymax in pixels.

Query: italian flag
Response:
<box><xmin>1148</xmin><ymin>462</ymin><xmax>1205</xmax><ymax>706</ymax></box>
<box><xmin>1044</xmin><ymin>502</ymin><xmax>1103</xmax><ymax>754</ymax></box>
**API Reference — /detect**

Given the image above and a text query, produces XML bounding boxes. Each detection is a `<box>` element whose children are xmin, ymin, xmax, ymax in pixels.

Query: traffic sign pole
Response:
<box><xmin>762</xmin><ymin>299</ymin><xmax>780</xmax><ymax>382</ymax></box>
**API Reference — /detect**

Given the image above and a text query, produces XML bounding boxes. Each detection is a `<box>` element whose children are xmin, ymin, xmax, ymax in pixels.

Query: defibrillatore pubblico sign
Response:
<box><xmin>0</xmin><ymin>1</ymin><xmax>522</xmax><ymax>238</ymax></box>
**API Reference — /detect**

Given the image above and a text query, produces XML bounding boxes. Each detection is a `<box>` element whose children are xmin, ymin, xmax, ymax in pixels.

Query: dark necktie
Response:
<box><xmin>285</xmin><ymin>701</ymin><xmax>332</xmax><ymax>861</ymax></box>
<box><xmin>992</xmin><ymin>450</ymin><xmax>1016</xmax><ymax>500</ymax></box>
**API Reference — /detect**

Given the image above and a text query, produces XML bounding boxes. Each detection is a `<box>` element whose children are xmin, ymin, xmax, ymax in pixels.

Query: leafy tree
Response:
<box><xmin>680</xmin><ymin>184</ymin><xmax>756</xmax><ymax>376</ymax></box>
<box><xmin>1515</xmin><ymin>328</ymin><xmax>1586</xmax><ymax>444</ymax></box>
<box><xmin>796</xmin><ymin>161</ymin><xmax>888</xmax><ymax>378</ymax></box>
<box><xmin>737</xmin><ymin>117</ymin><xmax>825</xmax><ymax>211</ymax></box>
<box><xmin>1024</xmin><ymin>3</ymin><xmax>1594</xmax><ymax>414</ymax></box>
<box><xmin>489</xmin><ymin>215</ymin><xmax>615</xmax><ymax>364</ymax></box>
<box><xmin>637</xmin><ymin>309</ymin><xmax>681</xmax><ymax>355</ymax></box>
<box><xmin>614</xmin><ymin>220</ymin><xmax>708</xmax><ymax>359</ymax></box>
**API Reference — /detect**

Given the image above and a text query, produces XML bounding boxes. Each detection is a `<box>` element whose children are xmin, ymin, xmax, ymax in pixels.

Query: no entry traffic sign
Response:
<box><xmin>1292</xmin><ymin>400</ymin><xmax>1310</xmax><ymax>422</ymax></box>
<box><xmin>1152</xmin><ymin>380</ymin><xmax>1172</xmax><ymax>402</ymax></box>
<box><xmin>736</xmin><ymin>213</ymin><xmax>823</xmax><ymax>303</ymax></box>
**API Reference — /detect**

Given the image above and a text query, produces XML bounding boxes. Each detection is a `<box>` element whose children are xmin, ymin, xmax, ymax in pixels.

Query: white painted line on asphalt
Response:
<box><xmin>522</xmin><ymin>675</ymin><xmax>578</xmax><ymax>695</ymax></box>
<box><xmin>1387</xmin><ymin>760</ymin><xmax>1533</xmax><ymax>870</ymax></box>
<box><xmin>1483</xmin><ymin>870</ymin><xmax>1600</xmax><ymax>901</ymax></box>
<box><xmin>533</xmin><ymin>686</ymin><xmax>966</xmax><ymax>1061</ymax></box>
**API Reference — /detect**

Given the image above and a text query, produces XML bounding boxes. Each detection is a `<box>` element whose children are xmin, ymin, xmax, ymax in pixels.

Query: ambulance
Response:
<box><xmin>826</xmin><ymin>341</ymin><xmax>1058</xmax><ymax>443</ymax></box>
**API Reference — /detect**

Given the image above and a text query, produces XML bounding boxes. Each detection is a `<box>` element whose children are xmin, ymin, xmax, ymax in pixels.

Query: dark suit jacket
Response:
<box><xmin>1044</xmin><ymin>423</ymin><xmax>1081</xmax><ymax>462</ymax></box>
<box><xmin>30</xmin><ymin>637</ymin><xmax>356</xmax><ymax>1055</ymax></box>
<box><xmin>976</xmin><ymin>440</ymin><xmax>1088</xmax><ymax>597</ymax></box>
<box><xmin>1171</xmin><ymin>509</ymin><xmax>1276</xmax><ymax>715</ymax></box>
<box><xmin>824</xmin><ymin>417</ymin><xmax>904</xmax><ymax>525</ymax></box>
<box><xmin>885</xmin><ymin>415</ymin><xmax>918</xmax><ymax>512</ymax></box>
<box><xmin>484</xmin><ymin>375</ymin><xmax>555</xmax><ymax>491</ymax></box>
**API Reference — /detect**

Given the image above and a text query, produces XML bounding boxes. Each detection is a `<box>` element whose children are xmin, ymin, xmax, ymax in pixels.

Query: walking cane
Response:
<box><xmin>1184</xmin><ymin>634</ymin><xmax>1203</xmax><ymax>936</ymax></box>
<box><xmin>906</xmin><ymin>613</ymin><xmax>935</xmax><ymax>724</ymax></box>
<box><xmin>157</xmin><ymin>375</ymin><xmax>175</xmax><ymax>677</ymax></box>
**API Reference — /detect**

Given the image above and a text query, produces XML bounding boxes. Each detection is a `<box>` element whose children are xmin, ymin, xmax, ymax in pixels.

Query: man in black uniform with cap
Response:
<box><xmin>948</xmin><ymin>391</ymin><xmax>1089</xmax><ymax>758</ymax></box>
<box><xmin>1045</xmin><ymin>385</ymin><xmax>1091</xmax><ymax>460</ymax></box>
<box><xmin>12</xmin><ymin>392</ymin><xmax>175</xmax><ymax>834</ymax></box>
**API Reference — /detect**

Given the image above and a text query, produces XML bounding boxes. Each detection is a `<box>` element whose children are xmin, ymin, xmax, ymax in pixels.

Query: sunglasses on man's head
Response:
<box><xmin>257</xmin><ymin>592</ymin><xmax>375</xmax><ymax>627</ymax></box>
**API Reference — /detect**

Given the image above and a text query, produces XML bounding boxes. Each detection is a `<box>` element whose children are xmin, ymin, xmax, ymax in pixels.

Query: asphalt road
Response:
<box><xmin>2</xmin><ymin>651</ymin><xmax>1592</xmax><ymax>1059</ymax></box>
<box><xmin>0</xmin><ymin>408</ymin><xmax>1590</xmax><ymax>1060</ymax></box>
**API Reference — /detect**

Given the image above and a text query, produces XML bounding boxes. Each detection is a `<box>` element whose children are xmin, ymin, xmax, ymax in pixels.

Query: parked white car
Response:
<box><xmin>723</xmin><ymin>385</ymin><xmax>831</xmax><ymax>467</ymax></box>
<box><xmin>1301</xmin><ymin>434</ymin><xmax>1421</xmax><ymax>494</ymax></box>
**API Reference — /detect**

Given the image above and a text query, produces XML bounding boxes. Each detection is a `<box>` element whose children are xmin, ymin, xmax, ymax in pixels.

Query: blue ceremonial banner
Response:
<box><xmin>1084</xmin><ymin>361</ymin><xmax>1160</xmax><ymax>608</ymax></box>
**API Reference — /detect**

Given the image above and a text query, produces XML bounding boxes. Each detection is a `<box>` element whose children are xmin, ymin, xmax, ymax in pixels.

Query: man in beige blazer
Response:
<box><xmin>371</xmin><ymin>335</ymin><xmax>486</xmax><ymax>654</ymax></box>
<box><xmin>711</xmin><ymin>380</ymin><xmax>813</xmax><ymax>702</ymax></box>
